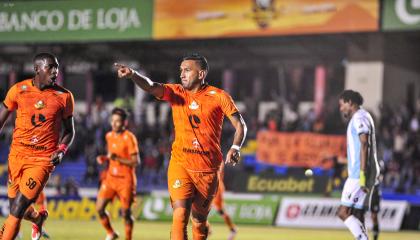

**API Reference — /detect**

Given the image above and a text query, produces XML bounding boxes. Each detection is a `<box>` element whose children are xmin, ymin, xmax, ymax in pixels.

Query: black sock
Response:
<box><xmin>373</xmin><ymin>224</ymin><xmax>379</xmax><ymax>240</ymax></box>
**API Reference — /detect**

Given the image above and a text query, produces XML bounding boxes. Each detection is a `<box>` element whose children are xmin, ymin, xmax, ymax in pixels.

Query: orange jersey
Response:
<box><xmin>3</xmin><ymin>79</ymin><xmax>74</xmax><ymax>159</ymax></box>
<box><xmin>161</xmin><ymin>84</ymin><xmax>238</xmax><ymax>172</ymax></box>
<box><xmin>105</xmin><ymin>130</ymin><xmax>139</xmax><ymax>181</ymax></box>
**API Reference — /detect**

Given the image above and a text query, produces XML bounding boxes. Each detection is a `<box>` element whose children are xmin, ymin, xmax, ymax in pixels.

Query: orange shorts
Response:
<box><xmin>212</xmin><ymin>180</ymin><xmax>225</xmax><ymax>211</ymax></box>
<box><xmin>97</xmin><ymin>175</ymin><xmax>136</xmax><ymax>209</ymax></box>
<box><xmin>168</xmin><ymin>161</ymin><xmax>218</xmax><ymax>215</ymax></box>
<box><xmin>8</xmin><ymin>153</ymin><xmax>54</xmax><ymax>200</ymax></box>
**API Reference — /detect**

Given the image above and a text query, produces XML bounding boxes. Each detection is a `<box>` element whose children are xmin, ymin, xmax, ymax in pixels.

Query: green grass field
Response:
<box><xmin>5</xmin><ymin>218</ymin><xmax>419</xmax><ymax>240</ymax></box>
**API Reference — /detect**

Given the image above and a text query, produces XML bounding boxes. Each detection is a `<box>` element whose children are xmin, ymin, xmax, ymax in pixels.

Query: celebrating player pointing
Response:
<box><xmin>115</xmin><ymin>53</ymin><xmax>247</xmax><ymax>240</ymax></box>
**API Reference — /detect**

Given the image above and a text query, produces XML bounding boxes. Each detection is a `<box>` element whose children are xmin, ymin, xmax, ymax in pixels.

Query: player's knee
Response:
<box><xmin>217</xmin><ymin>209</ymin><xmax>224</xmax><ymax>215</ymax></box>
<box><xmin>122</xmin><ymin>208</ymin><xmax>133</xmax><ymax>222</ymax></box>
<box><xmin>96</xmin><ymin>205</ymin><xmax>106</xmax><ymax>218</ymax></box>
<box><xmin>337</xmin><ymin>206</ymin><xmax>350</xmax><ymax>220</ymax></box>
<box><xmin>9</xmin><ymin>194</ymin><xmax>33</xmax><ymax>218</ymax></box>
<box><xmin>172</xmin><ymin>207</ymin><xmax>189</xmax><ymax>225</ymax></box>
<box><xmin>191</xmin><ymin>219</ymin><xmax>209</xmax><ymax>237</ymax></box>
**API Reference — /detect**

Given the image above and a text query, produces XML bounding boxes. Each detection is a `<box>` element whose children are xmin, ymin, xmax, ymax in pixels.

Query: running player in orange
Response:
<box><xmin>115</xmin><ymin>53</ymin><xmax>247</xmax><ymax>240</ymax></box>
<box><xmin>0</xmin><ymin>53</ymin><xmax>75</xmax><ymax>240</ymax></box>
<box><xmin>212</xmin><ymin>163</ymin><xmax>237</xmax><ymax>240</ymax></box>
<box><xmin>96</xmin><ymin>108</ymin><xmax>140</xmax><ymax>240</ymax></box>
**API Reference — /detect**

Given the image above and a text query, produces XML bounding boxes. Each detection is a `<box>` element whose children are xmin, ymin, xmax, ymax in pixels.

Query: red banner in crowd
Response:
<box><xmin>257</xmin><ymin>131</ymin><xmax>346</xmax><ymax>168</ymax></box>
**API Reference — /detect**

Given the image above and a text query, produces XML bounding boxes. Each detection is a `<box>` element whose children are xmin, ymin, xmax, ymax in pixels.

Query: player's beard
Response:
<box><xmin>50</xmin><ymin>75</ymin><xmax>58</xmax><ymax>84</ymax></box>
<box><xmin>181</xmin><ymin>79</ymin><xmax>191</xmax><ymax>89</ymax></box>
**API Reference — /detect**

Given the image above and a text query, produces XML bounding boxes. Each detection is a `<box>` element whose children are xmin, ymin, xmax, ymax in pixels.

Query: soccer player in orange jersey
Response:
<box><xmin>0</xmin><ymin>53</ymin><xmax>75</xmax><ymax>240</ymax></box>
<box><xmin>212</xmin><ymin>163</ymin><xmax>237</xmax><ymax>240</ymax></box>
<box><xmin>115</xmin><ymin>53</ymin><xmax>247</xmax><ymax>240</ymax></box>
<box><xmin>96</xmin><ymin>108</ymin><xmax>140</xmax><ymax>240</ymax></box>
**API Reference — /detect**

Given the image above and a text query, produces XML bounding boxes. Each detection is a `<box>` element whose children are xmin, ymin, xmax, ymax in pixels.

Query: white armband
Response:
<box><xmin>231</xmin><ymin>145</ymin><xmax>241</xmax><ymax>151</ymax></box>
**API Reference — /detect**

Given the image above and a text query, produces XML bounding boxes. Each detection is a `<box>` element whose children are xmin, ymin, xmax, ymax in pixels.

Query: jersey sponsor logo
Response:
<box><xmin>34</xmin><ymin>100</ymin><xmax>45</xmax><ymax>110</ymax></box>
<box><xmin>31</xmin><ymin>114</ymin><xmax>46</xmax><ymax>127</ymax></box>
<box><xmin>192</xmin><ymin>138</ymin><xmax>200</xmax><ymax>149</ymax></box>
<box><xmin>182</xmin><ymin>147</ymin><xmax>210</xmax><ymax>156</ymax></box>
<box><xmin>189</xmin><ymin>101</ymin><xmax>199</xmax><ymax>110</ymax></box>
<box><xmin>26</xmin><ymin>177</ymin><xmax>37</xmax><ymax>190</ymax></box>
<box><xmin>21</xmin><ymin>85</ymin><xmax>27</xmax><ymax>91</ymax></box>
<box><xmin>188</xmin><ymin>114</ymin><xmax>201</xmax><ymax>128</ymax></box>
<box><xmin>172</xmin><ymin>179</ymin><xmax>181</xmax><ymax>189</ymax></box>
<box><xmin>20</xmin><ymin>141</ymin><xmax>47</xmax><ymax>151</ymax></box>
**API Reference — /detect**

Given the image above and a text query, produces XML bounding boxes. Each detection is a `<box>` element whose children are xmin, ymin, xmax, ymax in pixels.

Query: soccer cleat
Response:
<box><xmin>41</xmin><ymin>228</ymin><xmax>51</xmax><ymax>239</ymax></box>
<box><xmin>105</xmin><ymin>232</ymin><xmax>119</xmax><ymax>240</ymax></box>
<box><xmin>227</xmin><ymin>229</ymin><xmax>237</xmax><ymax>240</ymax></box>
<box><xmin>31</xmin><ymin>210</ymin><xmax>49</xmax><ymax>240</ymax></box>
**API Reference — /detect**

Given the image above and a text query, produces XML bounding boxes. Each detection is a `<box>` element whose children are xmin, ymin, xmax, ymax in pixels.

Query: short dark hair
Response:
<box><xmin>182</xmin><ymin>53</ymin><xmax>209</xmax><ymax>72</ymax></box>
<box><xmin>33</xmin><ymin>52</ymin><xmax>57</xmax><ymax>63</ymax></box>
<box><xmin>339</xmin><ymin>90</ymin><xmax>364</xmax><ymax>106</ymax></box>
<box><xmin>111</xmin><ymin>107</ymin><xmax>128</xmax><ymax>121</ymax></box>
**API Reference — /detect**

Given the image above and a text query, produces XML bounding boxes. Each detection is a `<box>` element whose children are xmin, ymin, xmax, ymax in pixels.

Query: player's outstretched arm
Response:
<box><xmin>0</xmin><ymin>106</ymin><xmax>11</xmax><ymax>132</ymax></box>
<box><xmin>114</xmin><ymin>63</ymin><xmax>164</xmax><ymax>99</ymax></box>
<box><xmin>51</xmin><ymin>117</ymin><xmax>75</xmax><ymax>166</ymax></box>
<box><xmin>225</xmin><ymin>112</ymin><xmax>247</xmax><ymax>166</ymax></box>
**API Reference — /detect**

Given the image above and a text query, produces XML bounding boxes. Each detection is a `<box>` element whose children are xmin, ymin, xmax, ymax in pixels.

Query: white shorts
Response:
<box><xmin>340</xmin><ymin>178</ymin><xmax>366</xmax><ymax>209</ymax></box>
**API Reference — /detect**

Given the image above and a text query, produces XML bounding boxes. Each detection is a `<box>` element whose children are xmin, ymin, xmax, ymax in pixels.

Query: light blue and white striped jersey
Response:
<box><xmin>346</xmin><ymin>108</ymin><xmax>380</xmax><ymax>184</ymax></box>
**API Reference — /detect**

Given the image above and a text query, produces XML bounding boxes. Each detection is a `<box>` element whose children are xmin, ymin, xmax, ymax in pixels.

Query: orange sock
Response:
<box><xmin>222</xmin><ymin>213</ymin><xmax>236</xmax><ymax>231</ymax></box>
<box><xmin>99</xmin><ymin>215</ymin><xmax>114</xmax><ymax>235</ymax></box>
<box><xmin>192</xmin><ymin>220</ymin><xmax>209</xmax><ymax>240</ymax></box>
<box><xmin>2</xmin><ymin>215</ymin><xmax>22</xmax><ymax>240</ymax></box>
<box><xmin>171</xmin><ymin>208</ymin><xmax>188</xmax><ymax>240</ymax></box>
<box><xmin>124</xmin><ymin>222</ymin><xmax>133</xmax><ymax>240</ymax></box>
<box><xmin>23</xmin><ymin>206</ymin><xmax>40</xmax><ymax>223</ymax></box>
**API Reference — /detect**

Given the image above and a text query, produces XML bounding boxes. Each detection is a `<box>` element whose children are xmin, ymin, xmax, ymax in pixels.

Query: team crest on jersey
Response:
<box><xmin>21</xmin><ymin>85</ymin><xmax>27</xmax><ymax>91</ymax></box>
<box><xmin>189</xmin><ymin>101</ymin><xmax>199</xmax><ymax>110</ymax></box>
<box><xmin>34</xmin><ymin>100</ymin><xmax>45</xmax><ymax>109</ymax></box>
<box><xmin>56</xmin><ymin>91</ymin><xmax>63</xmax><ymax>95</ymax></box>
<box><xmin>172</xmin><ymin>179</ymin><xmax>182</xmax><ymax>189</ymax></box>
<box><xmin>209</xmin><ymin>90</ymin><xmax>216</xmax><ymax>95</ymax></box>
